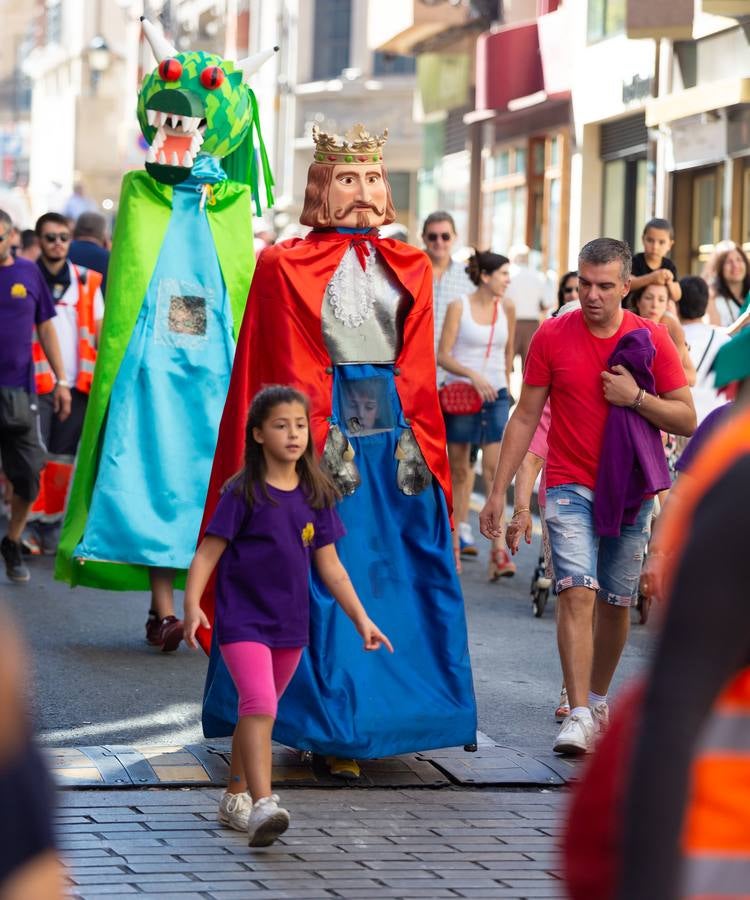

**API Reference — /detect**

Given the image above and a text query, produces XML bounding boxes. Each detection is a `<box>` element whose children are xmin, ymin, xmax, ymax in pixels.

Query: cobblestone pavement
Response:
<box><xmin>59</xmin><ymin>786</ymin><xmax>567</xmax><ymax>899</ymax></box>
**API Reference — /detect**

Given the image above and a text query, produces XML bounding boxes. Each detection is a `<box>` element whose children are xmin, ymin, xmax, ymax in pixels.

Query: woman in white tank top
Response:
<box><xmin>438</xmin><ymin>251</ymin><xmax>516</xmax><ymax>581</ymax></box>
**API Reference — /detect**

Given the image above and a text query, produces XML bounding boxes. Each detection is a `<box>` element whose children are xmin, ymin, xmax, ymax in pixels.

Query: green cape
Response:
<box><xmin>55</xmin><ymin>170</ymin><xmax>254</xmax><ymax>590</ymax></box>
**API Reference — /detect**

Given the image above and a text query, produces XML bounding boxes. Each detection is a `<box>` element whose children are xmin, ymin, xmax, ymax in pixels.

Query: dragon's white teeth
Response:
<box><xmin>158</xmin><ymin>111</ymin><xmax>169</xmax><ymax>127</ymax></box>
<box><xmin>182</xmin><ymin>150</ymin><xmax>193</xmax><ymax>167</ymax></box>
<box><xmin>152</xmin><ymin>129</ymin><xmax>164</xmax><ymax>149</ymax></box>
<box><xmin>170</xmin><ymin>151</ymin><xmax>179</xmax><ymax>166</ymax></box>
<box><xmin>147</xmin><ymin>109</ymin><xmax>157</xmax><ymax>126</ymax></box>
<box><xmin>158</xmin><ymin>150</ymin><xmax>166</xmax><ymax>164</ymax></box>
<box><xmin>146</xmin><ymin>146</ymin><xmax>156</xmax><ymax>163</ymax></box>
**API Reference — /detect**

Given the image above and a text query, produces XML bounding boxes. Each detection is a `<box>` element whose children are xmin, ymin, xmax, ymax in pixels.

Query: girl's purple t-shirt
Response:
<box><xmin>206</xmin><ymin>482</ymin><xmax>345</xmax><ymax>648</ymax></box>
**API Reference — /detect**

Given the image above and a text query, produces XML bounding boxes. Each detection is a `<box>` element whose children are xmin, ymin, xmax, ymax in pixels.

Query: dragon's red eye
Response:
<box><xmin>200</xmin><ymin>66</ymin><xmax>225</xmax><ymax>89</ymax></box>
<box><xmin>158</xmin><ymin>58</ymin><xmax>182</xmax><ymax>81</ymax></box>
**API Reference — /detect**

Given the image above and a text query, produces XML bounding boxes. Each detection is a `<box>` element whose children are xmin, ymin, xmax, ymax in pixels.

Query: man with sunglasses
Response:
<box><xmin>31</xmin><ymin>213</ymin><xmax>103</xmax><ymax>553</ymax></box>
<box><xmin>422</xmin><ymin>212</ymin><xmax>474</xmax><ymax>364</ymax></box>
<box><xmin>422</xmin><ymin>211</ymin><xmax>478</xmax><ymax>557</ymax></box>
<box><xmin>0</xmin><ymin>208</ymin><xmax>70</xmax><ymax>583</ymax></box>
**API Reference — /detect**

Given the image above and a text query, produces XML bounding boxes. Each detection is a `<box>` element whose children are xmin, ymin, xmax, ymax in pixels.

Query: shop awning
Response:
<box><xmin>474</xmin><ymin>8</ymin><xmax>572</xmax><ymax>115</ymax></box>
<box><xmin>476</xmin><ymin>22</ymin><xmax>543</xmax><ymax>112</ymax></box>
<box><xmin>377</xmin><ymin>22</ymin><xmax>454</xmax><ymax>56</ymax></box>
<box><xmin>702</xmin><ymin>1</ymin><xmax>750</xmax><ymax>14</ymax></box>
<box><xmin>645</xmin><ymin>77</ymin><xmax>750</xmax><ymax>126</ymax></box>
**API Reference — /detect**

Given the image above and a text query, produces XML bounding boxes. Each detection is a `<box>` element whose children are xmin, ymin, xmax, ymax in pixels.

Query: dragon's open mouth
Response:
<box><xmin>145</xmin><ymin>111</ymin><xmax>207</xmax><ymax>169</ymax></box>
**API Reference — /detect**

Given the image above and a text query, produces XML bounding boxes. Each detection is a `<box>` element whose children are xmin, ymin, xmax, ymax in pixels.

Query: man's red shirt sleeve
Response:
<box><xmin>523</xmin><ymin>321</ymin><xmax>552</xmax><ymax>387</ymax></box>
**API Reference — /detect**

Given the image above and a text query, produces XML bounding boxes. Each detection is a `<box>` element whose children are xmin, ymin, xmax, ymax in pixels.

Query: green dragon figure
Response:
<box><xmin>55</xmin><ymin>19</ymin><xmax>274</xmax><ymax>626</ymax></box>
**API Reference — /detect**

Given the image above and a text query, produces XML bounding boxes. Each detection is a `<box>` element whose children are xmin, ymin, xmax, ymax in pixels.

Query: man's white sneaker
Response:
<box><xmin>217</xmin><ymin>790</ymin><xmax>252</xmax><ymax>831</ymax></box>
<box><xmin>553</xmin><ymin>712</ymin><xmax>595</xmax><ymax>755</ymax></box>
<box><xmin>591</xmin><ymin>701</ymin><xmax>610</xmax><ymax>736</ymax></box>
<box><xmin>247</xmin><ymin>794</ymin><xmax>290</xmax><ymax>847</ymax></box>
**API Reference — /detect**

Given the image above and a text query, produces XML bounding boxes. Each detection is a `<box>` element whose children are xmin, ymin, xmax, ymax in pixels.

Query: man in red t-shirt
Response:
<box><xmin>480</xmin><ymin>238</ymin><xmax>695</xmax><ymax>754</ymax></box>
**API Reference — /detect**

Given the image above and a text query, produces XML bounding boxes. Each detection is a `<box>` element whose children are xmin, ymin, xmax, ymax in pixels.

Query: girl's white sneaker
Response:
<box><xmin>217</xmin><ymin>790</ymin><xmax>252</xmax><ymax>831</ymax></box>
<box><xmin>247</xmin><ymin>794</ymin><xmax>290</xmax><ymax>847</ymax></box>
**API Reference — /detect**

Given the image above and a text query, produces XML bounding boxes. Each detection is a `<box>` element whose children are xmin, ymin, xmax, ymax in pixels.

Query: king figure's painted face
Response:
<box><xmin>137</xmin><ymin>51</ymin><xmax>251</xmax><ymax>185</ymax></box>
<box><xmin>327</xmin><ymin>165</ymin><xmax>388</xmax><ymax>229</ymax></box>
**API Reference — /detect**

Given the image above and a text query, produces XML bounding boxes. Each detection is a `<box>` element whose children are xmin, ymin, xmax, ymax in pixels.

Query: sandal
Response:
<box><xmin>488</xmin><ymin>546</ymin><xmax>516</xmax><ymax>581</ymax></box>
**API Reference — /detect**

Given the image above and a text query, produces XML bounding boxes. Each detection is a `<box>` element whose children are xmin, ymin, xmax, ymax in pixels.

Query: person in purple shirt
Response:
<box><xmin>183</xmin><ymin>385</ymin><xmax>392</xmax><ymax>848</ymax></box>
<box><xmin>0</xmin><ymin>209</ymin><xmax>71</xmax><ymax>584</ymax></box>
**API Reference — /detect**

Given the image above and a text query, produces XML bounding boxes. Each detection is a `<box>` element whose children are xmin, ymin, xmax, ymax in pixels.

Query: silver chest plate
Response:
<box><xmin>322</xmin><ymin>245</ymin><xmax>410</xmax><ymax>364</ymax></box>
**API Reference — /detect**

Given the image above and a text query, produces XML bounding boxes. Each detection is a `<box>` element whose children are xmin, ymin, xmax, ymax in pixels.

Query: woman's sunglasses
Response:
<box><xmin>426</xmin><ymin>232</ymin><xmax>451</xmax><ymax>242</ymax></box>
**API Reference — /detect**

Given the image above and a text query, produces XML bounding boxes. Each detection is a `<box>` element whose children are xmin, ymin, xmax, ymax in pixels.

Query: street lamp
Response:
<box><xmin>87</xmin><ymin>35</ymin><xmax>111</xmax><ymax>93</ymax></box>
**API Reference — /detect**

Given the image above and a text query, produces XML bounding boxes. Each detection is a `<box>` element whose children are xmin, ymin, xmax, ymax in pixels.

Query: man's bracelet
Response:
<box><xmin>631</xmin><ymin>387</ymin><xmax>646</xmax><ymax>410</ymax></box>
<box><xmin>55</xmin><ymin>379</ymin><xmax>71</xmax><ymax>389</ymax></box>
<box><xmin>512</xmin><ymin>506</ymin><xmax>530</xmax><ymax>517</ymax></box>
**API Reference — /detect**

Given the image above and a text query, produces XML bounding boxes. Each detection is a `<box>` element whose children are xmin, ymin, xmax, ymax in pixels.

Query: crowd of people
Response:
<box><xmin>0</xmin><ymin>138</ymin><xmax>747</xmax><ymax>876</ymax></box>
<box><xmin>0</xmin><ymin>208</ymin><xmax>110</xmax><ymax>581</ymax></box>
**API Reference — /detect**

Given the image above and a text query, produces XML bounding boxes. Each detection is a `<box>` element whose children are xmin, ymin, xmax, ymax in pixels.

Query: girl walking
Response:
<box><xmin>184</xmin><ymin>385</ymin><xmax>392</xmax><ymax>847</ymax></box>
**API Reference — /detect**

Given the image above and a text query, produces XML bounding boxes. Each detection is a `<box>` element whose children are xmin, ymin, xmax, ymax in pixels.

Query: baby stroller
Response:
<box><xmin>530</xmin><ymin>552</ymin><xmax>553</xmax><ymax>618</ymax></box>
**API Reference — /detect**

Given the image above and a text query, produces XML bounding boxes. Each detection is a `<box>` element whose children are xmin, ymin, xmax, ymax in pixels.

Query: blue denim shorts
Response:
<box><xmin>444</xmin><ymin>388</ymin><xmax>509</xmax><ymax>445</ymax></box>
<box><xmin>544</xmin><ymin>484</ymin><xmax>654</xmax><ymax>607</ymax></box>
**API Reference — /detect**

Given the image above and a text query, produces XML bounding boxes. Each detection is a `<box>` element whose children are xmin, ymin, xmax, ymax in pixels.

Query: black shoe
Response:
<box><xmin>1</xmin><ymin>536</ymin><xmax>30</xmax><ymax>583</ymax></box>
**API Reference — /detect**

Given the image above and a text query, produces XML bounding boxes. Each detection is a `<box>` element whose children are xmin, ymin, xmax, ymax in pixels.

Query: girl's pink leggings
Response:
<box><xmin>219</xmin><ymin>641</ymin><xmax>303</xmax><ymax>718</ymax></box>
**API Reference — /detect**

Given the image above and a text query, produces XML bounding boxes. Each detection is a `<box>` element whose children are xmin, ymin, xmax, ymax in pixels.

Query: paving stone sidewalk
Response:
<box><xmin>59</xmin><ymin>786</ymin><xmax>567</xmax><ymax>900</ymax></box>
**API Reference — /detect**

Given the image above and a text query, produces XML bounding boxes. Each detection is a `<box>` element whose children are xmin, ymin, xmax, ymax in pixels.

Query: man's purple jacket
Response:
<box><xmin>594</xmin><ymin>327</ymin><xmax>671</xmax><ymax>537</ymax></box>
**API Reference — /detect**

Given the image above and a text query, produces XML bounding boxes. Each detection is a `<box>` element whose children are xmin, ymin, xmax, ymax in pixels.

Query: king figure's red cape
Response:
<box><xmin>196</xmin><ymin>229</ymin><xmax>452</xmax><ymax>651</ymax></box>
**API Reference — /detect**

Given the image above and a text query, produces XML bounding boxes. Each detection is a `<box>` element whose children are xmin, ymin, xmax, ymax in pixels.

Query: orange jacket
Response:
<box><xmin>32</xmin><ymin>263</ymin><xmax>101</xmax><ymax>394</ymax></box>
<box><xmin>564</xmin><ymin>406</ymin><xmax>750</xmax><ymax>900</ymax></box>
<box><xmin>650</xmin><ymin>406</ymin><xmax>750</xmax><ymax>892</ymax></box>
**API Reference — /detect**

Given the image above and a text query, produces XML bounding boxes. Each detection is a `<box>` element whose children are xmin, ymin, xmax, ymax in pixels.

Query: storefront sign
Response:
<box><xmin>669</xmin><ymin>115</ymin><xmax>727</xmax><ymax>170</ymax></box>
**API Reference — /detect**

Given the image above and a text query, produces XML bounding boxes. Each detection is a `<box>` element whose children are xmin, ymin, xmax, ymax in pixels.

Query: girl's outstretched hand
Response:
<box><xmin>184</xmin><ymin>606</ymin><xmax>210</xmax><ymax>650</ymax></box>
<box><xmin>358</xmin><ymin>618</ymin><xmax>394</xmax><ymax>653</ymax></box>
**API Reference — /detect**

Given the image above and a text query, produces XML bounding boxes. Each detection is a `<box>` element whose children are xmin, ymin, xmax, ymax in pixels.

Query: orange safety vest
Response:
<box><xmin>650</xmin><ymin>405</ymin><xmax>750</xmax><ymax>897</ymax></box>
<box><xmin>32</xmin><ymin>263</ymin><xmax>101</xmax><ymax>395</ymax></box>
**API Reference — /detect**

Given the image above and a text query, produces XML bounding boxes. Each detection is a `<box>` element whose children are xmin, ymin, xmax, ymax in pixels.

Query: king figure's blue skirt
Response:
<box><xmin>202</xmin><ymin>364</ymin><xmax>477</xmax><ymax>757</ymax></box>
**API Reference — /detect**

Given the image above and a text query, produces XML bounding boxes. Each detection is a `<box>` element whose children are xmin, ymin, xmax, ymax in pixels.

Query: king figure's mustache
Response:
<box><xmin>333</xmin><ymin>201</ymin><xmax>385</xmax><ymax>220</ymax></box>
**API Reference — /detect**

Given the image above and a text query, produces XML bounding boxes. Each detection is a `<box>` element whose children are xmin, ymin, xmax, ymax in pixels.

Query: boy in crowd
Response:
<box><xmin>629</xmin><ymin>218</ymin><xmax>681</xmax><ymax>306</ymax></box>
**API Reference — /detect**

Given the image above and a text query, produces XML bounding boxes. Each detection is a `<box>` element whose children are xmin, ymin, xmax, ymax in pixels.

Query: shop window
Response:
<box><xmin>692</xmin><ymin>170</ymin><xmax>722</xmax><ymax>259</ymax></box>
<box><xmin>373</xmin><ymin>52</ymin><xmax>416</xmax><ymax>76</ymax></box>
<box><xmin>741</xmin><ymin>166</ymin><xmax>750</xmax><ymax>254</ymax></box>
<box><xmin>602</xmin><ymin>156</ymin><xmax>647</xmax><ymax>252</ymax></box>
<box><xmin>312</xmin><ymin>0</ymin><xmax>351</xmax><ymax>81</ymax></box>
<box><xmin>672</xmin><ymin>166</ymin><xmax>723</xmax><ymax>274</ymax></box>
<box><xmin>488</xmin><ymin>187</ymin><xmax>526</xmax><ymax>254</ymax></box>
<box><xmin>550</xmin><ymin>136</ymin><xmax>560</xmax><ymax>168</ymax></box>
<box><xmin>532</xmin><ymin>141</ymin><xmax>545</xmax><ymax>176</ymax></box>
<box><xmin>482</xmin><ymin>134</ymin><xmax>566</xmax><ymax>271</ymax></box>
<box><xmin>587</xmin><ymin>0</ymin><xmax>625</xmax><ymax>44</ymax></box>
<box><xmin>548</xmin><ymin>178</ymin><xmax>561</xmax><ymax>274</ymax></box>
<box><xmin>46</xmin><ymin>0</ymin><xmax>63</xmax><ymax>45</ymax></box>
<box><xmin>387</xmin><ymin>171</ymin><xmax>412</xmax><ymax>212</ymax></box>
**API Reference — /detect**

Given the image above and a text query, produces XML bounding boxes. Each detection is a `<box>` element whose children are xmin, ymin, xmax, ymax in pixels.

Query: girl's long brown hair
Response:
<box><xmin>228</xmin><ymin>385</ymin><xmax>339</xmax><ymax>510</ymax></box>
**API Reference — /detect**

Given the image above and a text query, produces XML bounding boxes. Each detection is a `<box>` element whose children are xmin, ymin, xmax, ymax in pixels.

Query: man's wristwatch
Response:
<box><xmin>55</xmin><ymin>380</ymin><xmax>71</xmax><ymax>389</ymax></box>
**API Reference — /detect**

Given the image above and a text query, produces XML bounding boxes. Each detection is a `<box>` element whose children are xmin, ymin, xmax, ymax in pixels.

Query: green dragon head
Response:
<box><xmin>138</xmin><ymin>18</ymin><xmax>276</xmax><ymax>186</ymax></box>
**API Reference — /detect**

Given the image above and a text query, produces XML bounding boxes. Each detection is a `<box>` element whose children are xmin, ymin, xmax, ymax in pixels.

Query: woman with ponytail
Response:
<box><xmin>438</xmin><ymin>251</ymin><xmax>516</xmax><ymax>580</ymax></box>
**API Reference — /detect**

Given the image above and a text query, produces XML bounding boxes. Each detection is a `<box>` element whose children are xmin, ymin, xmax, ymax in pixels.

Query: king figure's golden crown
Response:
<box><xmin>312</xmin><ymin>123</ymin><xmax>388</xmax><ymax>165</ymax></box>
